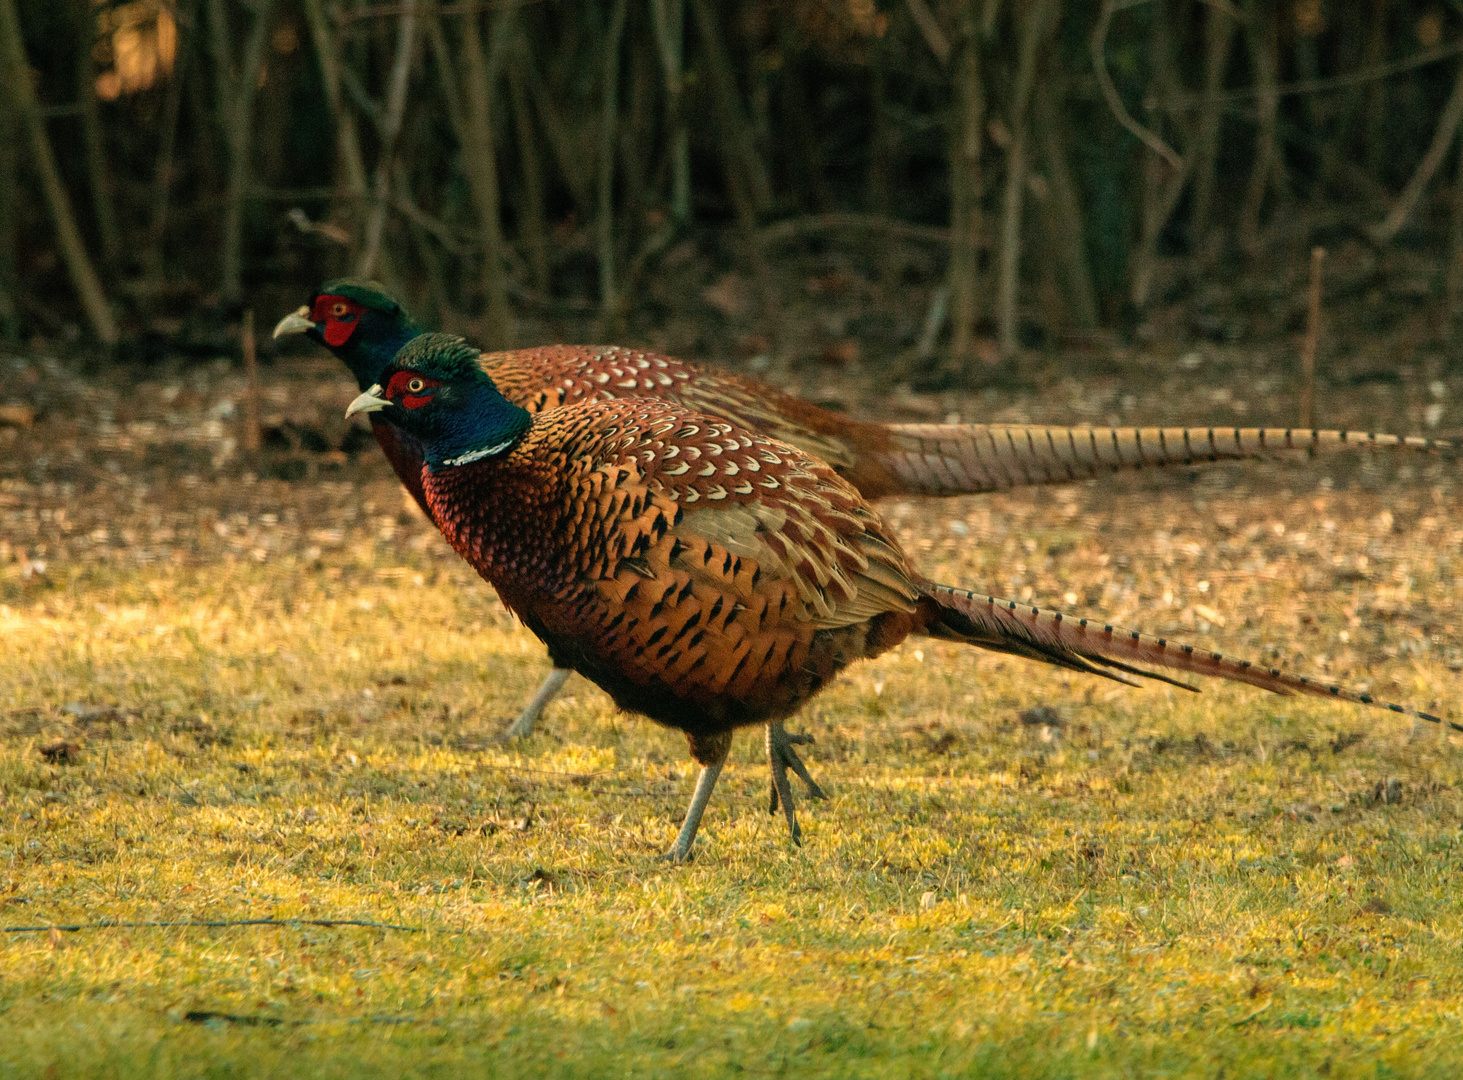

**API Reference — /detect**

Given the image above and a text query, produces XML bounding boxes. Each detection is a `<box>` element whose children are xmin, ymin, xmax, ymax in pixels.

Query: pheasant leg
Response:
<box><xmin>501</xmin><ymin>667</ymin><xmax>570</xmax><ymax>739</ymax></box>
<box><xmin>766</xmin><ymin>721</ymin><xmax>828</xmax><ymax>845</ymax></box>
<box><xmin>665</xmin><ymin>762</ymin><xmax>724</xmax><ymax>862</ymax></box>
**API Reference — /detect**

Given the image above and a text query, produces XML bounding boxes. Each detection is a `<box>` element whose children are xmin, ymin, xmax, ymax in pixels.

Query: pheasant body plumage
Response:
<box><xmin>349</xmin><ymin>335</ymin><xmax>1452</xmax><ymax>859</ymax></box>
<box><xmin>422</xmin><ymin>399</ymin><xmax>919</xmax><ymax>747</ymax></box>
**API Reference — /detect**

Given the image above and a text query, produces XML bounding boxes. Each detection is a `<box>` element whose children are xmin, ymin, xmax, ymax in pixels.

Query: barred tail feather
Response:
<box><xmin>919</xmin><ymin>583</ymin><xmax>1455</xmax><ymax>730</ymax></box>
<box><xmin>877</xmin><ymin>426</ymin><xmax>1453</xmax><ymax>496</ymax></box>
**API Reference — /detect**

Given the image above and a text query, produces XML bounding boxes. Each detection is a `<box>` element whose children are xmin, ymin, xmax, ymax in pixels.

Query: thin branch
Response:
<box><xmin>1090</xmin><ymin>0</ymin><xmax>1182</xmax><ymax>169</ymax></box>
<box><xmin>905</xmin><ymin>0</ymin><xmax>950</xmax><ymax>65</ymax></box>
<box><xmin>757</xmin><ymin>212</ymin><xmax>950</xmax><ymax>247</ymax></box>
<box><xmin>1368</xmin><ymin>59</ymin><xmax>1463</xmax><ymax>245</ymax></box>
<box><xmin>1155</xmin><ymin>36</ymin><xmax>1463</xmax><ymax>113</ymax></box>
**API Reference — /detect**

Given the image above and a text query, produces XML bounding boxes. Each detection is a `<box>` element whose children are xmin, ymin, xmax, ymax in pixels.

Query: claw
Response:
<box><xmin>766</xmin><ymin>721</ymin><xmax>828</xmax><ymax>846</ymax></box>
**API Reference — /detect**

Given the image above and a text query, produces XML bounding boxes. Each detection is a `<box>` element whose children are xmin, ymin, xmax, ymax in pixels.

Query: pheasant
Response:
<box><xmin>276</xmin><ymin>280</ymin><xmax>1454</xmax><ymax>749</ymax></box>
<box><xmin>345</xmin><ymin>333</ymin><xmax>1454</xmax><ymax>861</ymax></box>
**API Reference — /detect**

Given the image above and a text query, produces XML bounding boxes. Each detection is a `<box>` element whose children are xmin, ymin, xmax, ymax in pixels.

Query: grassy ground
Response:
<box><xmin>3</xmin><ymin>351</ymin><xmax>1463</xmax><ymax>1076</ymax></box>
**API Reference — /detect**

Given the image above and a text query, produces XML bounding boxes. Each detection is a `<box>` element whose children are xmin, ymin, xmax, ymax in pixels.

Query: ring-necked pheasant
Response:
<box><xmin>345</xmin><ymin>333</ymin><xmax>1454</xmax><ymax>861</ymax></box>
<box><xmin>276</xmin><ymin>281</ymin><xmax>1454</xmax><ymax>749</ymax></box>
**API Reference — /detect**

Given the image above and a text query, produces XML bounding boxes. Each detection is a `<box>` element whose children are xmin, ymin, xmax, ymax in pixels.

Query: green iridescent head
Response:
<box><xmin>344</xmin><ymin>333</ymin><xmax>530</xmax><ymax>469</ymax></box>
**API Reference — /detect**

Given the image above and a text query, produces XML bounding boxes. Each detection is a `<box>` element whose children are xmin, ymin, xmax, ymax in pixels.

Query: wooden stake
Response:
<box><xmin>1301</xmin><ymin>246</ymin><xmax>1325</xmax><ymax>431</ymax></box>
<box><xmin>242</xmin><ymin>310</ymin><xmax>261</xmax><ymax>454</ymax></box>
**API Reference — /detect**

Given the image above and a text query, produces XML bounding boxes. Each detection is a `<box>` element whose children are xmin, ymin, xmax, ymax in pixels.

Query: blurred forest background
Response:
<box><xmin>6</xmin><ymin>0</ymin><xmax>1463</xmax><ymax>390</ymax></box>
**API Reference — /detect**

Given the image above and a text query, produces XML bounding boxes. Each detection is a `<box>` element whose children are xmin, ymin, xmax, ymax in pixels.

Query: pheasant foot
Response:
<box><xmin>767</xmin><ymin>721</ymin><xmax>828</xmax><ymax>845</ymax></box>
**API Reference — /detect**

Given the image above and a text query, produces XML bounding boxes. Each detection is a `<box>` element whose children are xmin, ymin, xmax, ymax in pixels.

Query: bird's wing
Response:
<box><xmin>479</xmin><ymin>345</ymin><xmax>859</xmax><ymax>471</ymax></box>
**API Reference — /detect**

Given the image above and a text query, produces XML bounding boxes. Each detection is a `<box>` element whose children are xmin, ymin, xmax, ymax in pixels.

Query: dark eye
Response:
<box><xmin>407</xmin><ymin>378</ymin><xmax>425</xmax><ymax>393</ymax></box>
<box><xmin>331</xmin><ymin>302</ymin><xmax>348</xmax><ymax>316</ymax></box>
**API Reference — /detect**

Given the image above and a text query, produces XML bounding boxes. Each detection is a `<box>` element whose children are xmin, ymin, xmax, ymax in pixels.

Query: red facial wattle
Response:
<box><xmin>385</xmin><ymin>370</ymin><xmax>441</xmax><ymax>409</ymax></box>
<box><xmin>309</xmin><ymin>294</ymin><xmax>366</xmax><ymax>347</ymax></box>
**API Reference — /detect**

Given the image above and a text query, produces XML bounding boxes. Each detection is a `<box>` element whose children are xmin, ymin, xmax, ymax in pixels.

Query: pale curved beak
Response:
<box><xmin>272</xmin><ymin>307</ymin><xmax>316</xmax><ymax>339</ymax></box>
<box><xmin>345</xmin><ymin>384</ymin><xmax>390</xmax><ymax>419</ymax></box>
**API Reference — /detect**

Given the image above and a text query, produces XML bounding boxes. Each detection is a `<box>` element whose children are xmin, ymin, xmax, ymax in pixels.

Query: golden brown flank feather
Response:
<box><xmin>422</xmin><ymin>398</ymin><xmax>919</xmax><ymax>740</ymax></box>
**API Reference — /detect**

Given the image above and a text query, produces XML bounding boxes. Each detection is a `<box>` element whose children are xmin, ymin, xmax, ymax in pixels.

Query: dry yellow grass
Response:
<box><xmin>2</xmin><ymin>353</ymin><xmax>1462</xmax><ymax>1076</ymax></box>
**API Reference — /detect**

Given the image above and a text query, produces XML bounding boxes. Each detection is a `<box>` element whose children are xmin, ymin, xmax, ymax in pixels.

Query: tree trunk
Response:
<box><xmin>946</xmin><ymin>0</ymin><xmax>984</xmax><ymax>373</ymax></box>
<box><xmin>689</xmin><ymin>0</ymin><xmax>771</xmax><ymax>218</ymax></box>
<box><xmin>1034</xmin><ymin>71</ymin><xmax>1097</xmax><ymax>331</ymax></box>
<box><xmin>1190</xmin><ymin>1</ymin><xmax>1235</xmax><ymax>253</ymax></box>
<box><xmin>649</xmin><ymin>0</ymin><xmax>690</xmax><ymax>225</ymax></box>
<box><xmin>458</xmin><ymin>6</ymin><xmax>513</xmax><ymax>347</ymax></box>
<box><xmin>75</xmin><ymin>0</ymin><xmax>121</xmax><ymax>268</ymax></box>
<box><xmin>996</xmin><ymin>0</ymin><xmax>1054</xmax><ymax>360</ymax></box>
<box><xmin>145</xmin><ymin>0</ymin><xmax>192</xmax><ymax>290</ymax></box>
<box><xmin>868</xmin><ymin>41</ymin><xmax>892</xmax><ymax>217</ymax></box>
<box><xmin>302</xmin><ymin>0</ymin><xmax>372</xmax><ymax>255</ymax></box>
<box><xmin>357</xmin><ymin>0</ymin><xmax>418</xmax><ymax>279</ymax></box>
<box><xmin>598</xmin><ymin>0</ymin><xmax>630</xmax><ymax>314</ymax></box>
<box><xmin>218</xmin><ymin>0</ymin><xmax>278</xmax><ymax>304</ymax></box>
<box><xmin>0</xmin><ymin>68</ymin><xmax>15</xmax><ymax>341</ymax></box>
<box><xmin>1362</xmin><ymin>0</ymin><xmax>1390</xmax><ymax>178</ymax></box>
<box><xmin>1128</xmin><ymin>0</ymin><xmax>1193</xmax><ymax>309</ymax></box>
<box><xmin>0</xmin><ymin>0</ymin><xmax>117</xmax><ymax>345</ymax></box>
<box><xmin>507</xmin><ymin>53</ymin><xmax>550</xmax><ymax>294</ymax></box>
<box><xmin>1449</xmin><ymin>136</ymin><xmax>1463</xmax><ymax>326</ymax></box>
<box><xmin>1239</xmin><ymin>0</ymin><xmax>1279</xmax><ymax>256</ymax></box>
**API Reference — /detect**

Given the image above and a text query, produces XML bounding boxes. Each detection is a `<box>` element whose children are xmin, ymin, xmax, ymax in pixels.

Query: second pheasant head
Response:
<box><xmin>345</xmin><ymin>333</ymin><xmax>530</xmax><ymax>469</ymax></box>
<box><xmin>273</xmin><ymin>279</ymin><xmax>423</xmax><ymax>392</ymax></box>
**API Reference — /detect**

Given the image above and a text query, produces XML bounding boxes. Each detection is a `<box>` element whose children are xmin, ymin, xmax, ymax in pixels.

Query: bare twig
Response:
<box><xmin>757</xmin><ymin>213</ymin><xmax>950</xmax><ymax>247</ymax></box>
<box><xmin>242</xmin><ymin>310</ymin><xmax>261</xmax><ymax>453</ymax></box>
<box><xmin>1368</xmin><ymin>60</ymin><xmax>1463</xmax><ymax>245</ymax></box>
<box><xmin>1301</xmin><ymin>247</ymin><xmax>1324</xmax><ymax>430</ymax></box>
<box><xmin>358</xmin><ymin>0</ymin><xmax>419</xmax><ymax>278</ymax></box>
<box><xmin>1156</xmin><ymin>36</ymin><xmax>1463</xmax><ymax>113</ymax></box>
<box><xmin>905</xmin><ymin>0</ymin><xmax>950</xmax><ymax>64</ymax></box>
<box><xmin>1090</xmin><ymin>0</ymin><xmax>1182</xmax><ymax>169</ymax></box>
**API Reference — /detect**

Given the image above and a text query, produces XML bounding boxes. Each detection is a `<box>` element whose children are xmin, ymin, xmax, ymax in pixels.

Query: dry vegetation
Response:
<box><xmin>0</xmin><ymin>338</ymin><xmax>1461</xmax><ymax>1077</ymax></box>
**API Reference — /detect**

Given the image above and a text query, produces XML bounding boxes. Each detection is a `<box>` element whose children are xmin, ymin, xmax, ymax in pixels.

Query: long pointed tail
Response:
<box><xmin>918</xmin><ymin>582</ymin><xmax>1454</xmax><ymax>729</ymax></box>
<box><xmin>866</xmin><ymin>426</ymin><xmax>1452</xmax><ymax>497</ymax></box>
